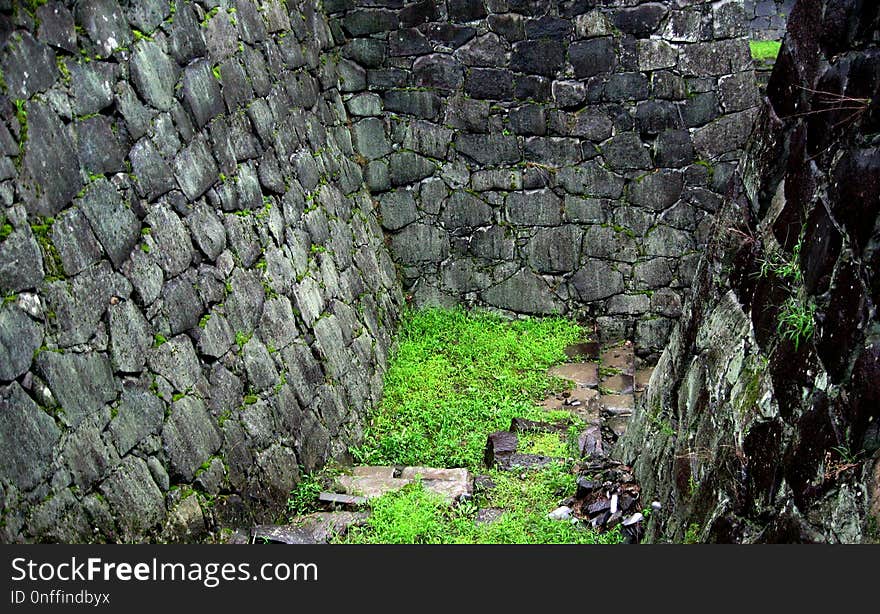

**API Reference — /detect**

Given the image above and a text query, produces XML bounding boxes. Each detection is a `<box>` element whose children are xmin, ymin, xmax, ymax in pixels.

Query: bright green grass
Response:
<box><xmin>350</xmin><ymin>307</ymin><xmax>584</xmax><ymax>470</ymax></box>
<box><xmin>750</xmin><ymin>40</ymin><xmax>782</xmax><ymax>61</ymax></box>
<box><xmin>332</xmin><ymin>308</ymin><xmax>623</xmax><ymax>544</ymax></box>
<box><xmin>337</xmin><ymin>465</ymin><xmax>623</xmax><ymax>545</ymax></box>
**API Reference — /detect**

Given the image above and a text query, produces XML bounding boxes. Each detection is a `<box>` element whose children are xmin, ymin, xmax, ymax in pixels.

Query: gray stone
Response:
<box><xmin>524</xmin><ymin>137</ymin><xmax>582</xmax><ymax>166</ymax></box>
<box><xmin>259</xmin><ymin>297</ymin><xmax>299</xmax><ymax>352</ymax></box>
<box><xmin>76</xmin><ymin>115</ymin><xmax>126</xmax><ymax>175</ymax></box>
<box><xmin>36</xmin><ymin>350</ymin><xmax>115</xmax><ymax>428</ymax></box>
<box><xmin>483</xmin><ymin>270</ymin><xmax>562</xmax><ymax>315</ymax></box>
<box><xmin>570</xmin><ymin>260</ymin><xmax>626</xmax><ymax>302</ymax></box>
<box><xmin>0</xmin><ymin>226</ymin><xmax>44</xmax><ymax>294</ymax></box>
<box><xmin>511</xmin><ymin>39</ymin><xmax>566</xmax><ymax>77</ymax></box>
<box><xmin>63</xmin><ymin>425</ymin><xmax>117</xmax><ymax>491</ymax></box>
<box><xmin>36</xmin><ymin>3</ymin><xmax>78</xmax><ymax>53</ymax></box>
<box><xmin>379</xmin><ymin>189</ymin><xmax>419</xmax><ymax>231</ymax></box>
<box><xmin>70</xmin><ymin>60</ymin><xmax>117</xmax><ymax>116</ymax></box>
<box><xmin>353</xmin><ymin>118</ymin><xmax>391</xmax><ymax>160</ymax></box>
<box><xmin>556</xmin><ymin>162</ymin><xmax>624</xmax><ymax>198</ymax></box>
<box><xmin>400</xmin><ymin>120</ymin><xmax>453</xmax><ymax>159</ymax></box>
<box><xmin>130</xmin><ymin>138</ymin><xmax>176</xmax><ymax>200</ymax></box>
<box><xmin>161</xmin><ymin>273</ymin><xmax>203</xmax><ymax>335</ymax></box>
<box><xmin>109</xmin><ymin>383</ymin><xmax>164</xmax><ymax>456</ymax></box>
<box><xmin>413</xmin><ymin>54</ymin><xmax>464</xmax><ymax>92</ymax></box>
<box><xmin>197</xmin><ymin>311</ymin><xmax>234</xmax><ymax>359</ymax></box>
<box><xmin>602</xmin><ymin>133</ymin><xmax>652</xmax><ymax>171</ymax></box>
<box><xmin>182</xmin><ymin>60</ymin><xmax>224</xmax><ymax>129</ymax></box>
<box><xmin>78</xmin><ymin>178</ymin><xmax>140</xmax><ymax>267</ymax></box>
<box><xmin>347</xmin><ymin>93</ymin><xmax>383</xmax><ymax>117</ymax></box>
<box><xmin>0</xmin><ymin>305</ymin><xmax>42</xmax><ymax>382</ymax></box>
<box><xmin>20</xmin><ymin>102</ymin><xmax>81</xmax><ymax>217</ymax></box>
<box><xmin>1</xmin><ymin>32</ymin><xmax>57</xmax><ymax>99</ymax></box>
<box><xmin>108</xmin><ymin>299</ymin><xmax>151</xmax><ymax>373</ymax></box>
<box><xmin>644</xmin><ymin>225</ymin><xmax>695</xmax><ymax>257</ymax></box>
<box><xmin>693</xmin><ymin>110</ymin><xmax>756</xmax><ymax>159</ymax></box>
<box><xmin>570</xmin><ymin>38</ymin><xmax>617</xmax><ymax>79</ymax></box>
<box><xmin>564</xmin><ymin>196</ymin><xmax>605</xmax><ymax>224</ymax></box>
<box><xmin>607</xmin><ymin>294</ymin><xmax>650</xmax><ymax>315</ymax></box>
<box><xmin>174</xmin><ymin>135</ymin><xmax>219</xmax><ymax>201</ymax></box>
<box><xmin>243</xmin><ymin>337</ymin><xmax>279</xmax><ymax>393</ymax></box>
<box><xmin>130</xmin><ymin>41</ymin><xmax>178</xmax><ymax>111</ymax></box>
<box><xmin>441</xmin><ymin>191</ymin><xmax>494</xmax><ymax>229</ymax></box>
<box><xmin>148</xmin><ymin>335</ymin><xmax>202</xmax><ymax>394</ymax></box>
<box><xmin>527</xmin><ymin>225</ymin><xmax>583</xmax><ymax>274</ymax></box>
<box><xmin>162</xmin><ymin>396</ymin><xmax>221</xmax><ymax>481</ymax></box>
<box><xmin>506</xmin><ymin>190</ymin><xmax>562</xmax><ymax>226</ymax></box>
<box><xmin>145</xmin><ymin>205</ymin><xmax>193</xmax><ymax>277</ymax></box>
<box><xmin>187</xmin><ymin>205</ymin><xmax>226</xmax><ymax>261</ymax></box>
<box><xmin>470</xmin><ymin>226</ymin><xmax>515</xmax><ymax>260</ymax></box>
<box><xmin>455</xmin><ymin>134</ymin><xmax>520</xmax><ymax>166</ymax></box>
<box><xmin>99</xmin><ymin>455</ymin><xmax>164</xmax><ymax>542</ymax></box>
<box><xmin>388</xmin><ymin>151</ymin><xmax>436</xmax><ymax>186</ymax></box>
<box><xmin>719</xmin><ymin>71</ymin><xmax>760</xmax><ymax>113</ymax></box>
<box><xmin>0</xmin><ymin>383</ymin><xmax>60</xmax><ymax>491</ymax></box>
<box><xmin>628</xmin><ymin>171</ymin><xmax>684</xmax><ymax>211</ymax></box>
<box><xmin>638</xmin><ymin>40</ymin><xmax>678</xmax><ymax>71</ymax></box>
<box><xmin>384</xmin><ymin>90</ymin><xmax>441</xmax><ymax>119</ymax></box>
<box><xmin>121</xmin><ymin>248</ymin><xmax>163</xmax><ymax>306</ymax></box>
<box><xmin>389</xmin><ymin>223</ymin><xmax>449</xmax><ymax>265</ymax></box>
<box><xmin>75</xmin><ymin>0</ymin><xmax>132</xmax><ymax>57</ymax></box>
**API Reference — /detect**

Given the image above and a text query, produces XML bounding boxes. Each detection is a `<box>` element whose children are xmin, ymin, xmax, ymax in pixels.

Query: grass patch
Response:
<box><xmin>330</xmin><ymin>307</ymin><xmax>622</xmax><ymax>545</ymax></box>
<box><xmin>750</xmin><ymin>40</ymin><xmax>782</xmax><ymax>62</ymax></box>
<box><xmin>350</xmin><ymin>307</ymin><xmax>584</xmax><ymax>470</ymax></box>
<box><xmin>337</xmin><ymin>466</ymin><xmax>622</xmax><ymax>545</ymax></box>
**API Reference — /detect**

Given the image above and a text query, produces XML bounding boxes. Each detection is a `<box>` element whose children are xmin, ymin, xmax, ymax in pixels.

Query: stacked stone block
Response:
<box><xmin>0</xmin><ymin>0</ymin><xmax>402</xmax><ymax>542</ymax></box>
<box><xmin>327</xmin><ymin>0</ymin><xmax>760</xmax><ymax>354</ymax></box>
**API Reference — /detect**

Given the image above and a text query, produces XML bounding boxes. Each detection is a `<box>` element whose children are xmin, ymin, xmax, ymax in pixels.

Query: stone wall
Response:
<box><xmin>327</xmin><ymin>0</ymin><xmax>760</xmax><ymax>354</ymax></box>
<box><xmin>0</xmin><ymin>0</ymin><xmax>402</xmax><ymax>543</ymax></box>
<box><xmin>744</xmin><ymin>0</ymin><xmax>793</xmax><ymax>41</ymax></box>
<box><xmin>617</xmin><ymin>0</ymin><xmax>880</xmax><ymax>543</ymax></box>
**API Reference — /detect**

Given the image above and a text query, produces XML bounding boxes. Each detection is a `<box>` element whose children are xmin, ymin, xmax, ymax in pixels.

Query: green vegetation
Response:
<box><xmin>749</xmin><ymin>40</ymin><xmax>782</xmax><ymax>62</ymax></box>
<box><xmin>351</xmin><ymin>308</ymin><xmax>583</xmax><ymax>469</ymax></box>
<box><xmin>338</xmin><ymin>468</ymin><xmax>622</xmax><ymax>545</ymax></box>
<box><xmin>308</xmin><ymin>308</ymin><xmax>624</xmax><ymax>544</ymax></box>
<box><xmin>760</xmin><ymin>235</ymin><xmax>815</xmax><ymax>350</ymax></box>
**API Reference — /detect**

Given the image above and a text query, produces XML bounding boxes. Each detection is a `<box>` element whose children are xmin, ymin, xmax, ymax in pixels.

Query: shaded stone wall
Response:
<box><xmin>744</xmin><ymin>0</ymin><xmax>794</xmax><ymax>41</ymax></box>
<box><xmin>617</xmin><ymin>0</ymin><xmax>880</xmax><ymax>543</ymax></box>
<box><xmin>0</xmin><ymin>0</ymin><xmax>402</xmax><ymax>542</ymax></box>
<box><xmin>327</xmin><ymin>0</ymin><xmax>760</xmax><ymax>355</ymax></box>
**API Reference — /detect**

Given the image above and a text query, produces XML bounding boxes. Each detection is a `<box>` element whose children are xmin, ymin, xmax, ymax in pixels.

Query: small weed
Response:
<box><xmin>684</xmin><ymin>522</ymin><xmax>701</xmax><ymax>544</ymax></box>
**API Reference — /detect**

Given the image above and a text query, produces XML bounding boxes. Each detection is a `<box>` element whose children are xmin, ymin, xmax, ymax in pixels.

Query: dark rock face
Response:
<box><xmin>0</xmin><ymin>0</ymin><xmax>402</xmax><ymax>543</ymax></box>
<box><xmin>617</xmin><ymin>1</ymin><xmax>880</xmax><ymax>543</ymax></box>
<box><xmin>327</xmin><ymin>0</ymin><xmax>759</xmax><ymax>354</ymax></box>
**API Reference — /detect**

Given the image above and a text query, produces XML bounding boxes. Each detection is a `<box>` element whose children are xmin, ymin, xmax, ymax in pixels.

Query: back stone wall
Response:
<box><xmin>328</xmin><ymin>0</ymin><xmax>761</xmax><ymax>355</ymax></box>
<box><xmin>0</xmin><ymin>0</ymin><xmax>402</xmax><ymax>543</ymax></box>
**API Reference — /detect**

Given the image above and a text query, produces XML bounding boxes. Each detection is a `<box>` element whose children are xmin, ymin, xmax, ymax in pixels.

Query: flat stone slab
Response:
<box><xmin>353</xmin><ymin>465</ymin><xmax>396</xmax><ymax>479</ymax></box>
<box><xmin>337</xmin><ymin>466</ymin><xmax>472</xmax><ymax>502</ymax></box>
<box><xmin>400</xmin><ymin>466</ymin><xmax>473</xmax><ymax>500</ymax></box>
<box><xmin>563</xmin><ymin>387</ymin><xmax>600</xmax><ymax>404</ymax></box>
<box><xmin>600</xmin><ymin>345</ymin><xmax>634</xmax><ymax>376</ymax></box>
<box><xmin>318</xmin><ymin>492</ymin><xmax>368</xmax><ymax>508</ymax></box>
<box><xmin>549</xmin><ymin>362</ymin><xmax>599</xmax><ymax>388</ymax></box>
<box><xmin>602</xmin><ymin>373</ymin><xmax>634</xmax><ymax>394</ymax></box>
<box><xmin>336</xmin><ymin>475</ymin><xmax>413</xmax><ymax>499</ymax></box>
<box><xmin>600</xmin><ymin>394</ymin><xmax>634</xmax><ymax>415</ymax></box>
<box><xmin>252</xmin><ymin>512</ymin><xmax>369</xmax><ymax>544</ymax></box>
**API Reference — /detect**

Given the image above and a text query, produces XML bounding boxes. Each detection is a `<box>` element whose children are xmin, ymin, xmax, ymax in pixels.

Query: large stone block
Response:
<box><xmin>0</xmin><ymin>383</ymin><xmax>60</xmax><ymax>491</ymax></box>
